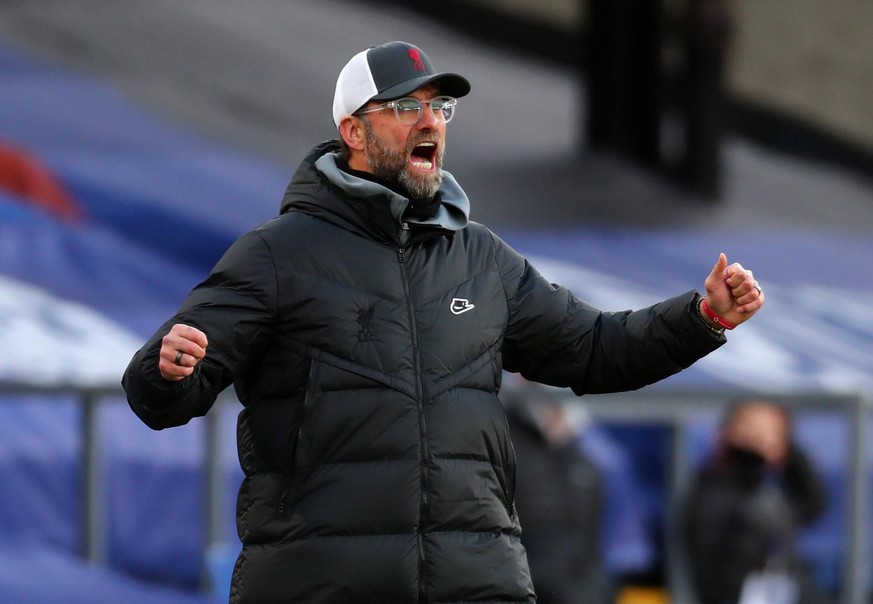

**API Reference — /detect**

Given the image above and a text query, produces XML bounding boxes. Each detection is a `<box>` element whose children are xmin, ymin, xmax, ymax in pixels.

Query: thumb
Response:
<box><xmin>705</xmin><ymin>253</ymin><xmax>728</xmax><ymax>295</ymax></box>
<box><xmin>711</xmin><ymin>252</ymin><xmax>728</xmax><ymax>280</ymax></box>
<box><xmin>712</xmin><ymin>252</ymin><xmax>727</xmax><ymax>277</ymax></box>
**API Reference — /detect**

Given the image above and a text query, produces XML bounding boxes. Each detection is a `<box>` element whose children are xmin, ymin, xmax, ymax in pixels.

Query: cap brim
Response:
<box><xmin>371</xmin><ymin>73</ymin><xmax>471</xmax><ymax>101</ymax></box>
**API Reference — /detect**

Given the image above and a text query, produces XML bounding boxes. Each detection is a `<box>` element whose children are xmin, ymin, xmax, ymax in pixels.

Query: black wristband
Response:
<box><xmin>694</xmin><ymin>294</ymin><xmax>725</xmax><ymax>335</ymax></box>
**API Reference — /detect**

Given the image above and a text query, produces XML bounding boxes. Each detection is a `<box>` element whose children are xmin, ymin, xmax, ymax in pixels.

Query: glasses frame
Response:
<box><xmin>355</xmin><ymin>95</ymin><xmax>457</xmax><ymax>125</ymax></box>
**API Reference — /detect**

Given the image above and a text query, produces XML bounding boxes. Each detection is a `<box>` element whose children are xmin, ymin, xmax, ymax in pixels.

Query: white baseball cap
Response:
<box><xmin>332</xmin><ymin>41</ymin><xmax>471</xmax><ymax>128</ymax></box>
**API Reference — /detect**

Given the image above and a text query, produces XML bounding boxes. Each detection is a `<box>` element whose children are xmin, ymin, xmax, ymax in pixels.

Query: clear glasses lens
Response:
<box><xmin>430</xmin><ymin>96</ymin><xmax>456</xmax><ymax>123</ymax></box>
<box><xmin>393</xmin><ymin>98</ymin><xmax>424</xmax><ymax>124</ymax></box>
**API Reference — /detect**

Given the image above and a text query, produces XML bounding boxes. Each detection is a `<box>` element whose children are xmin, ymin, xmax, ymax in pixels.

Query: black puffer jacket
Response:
<box><xmin>123</xmin><ymin>140</ymin><xmax>724</xmax><ymax>603</ymax></box>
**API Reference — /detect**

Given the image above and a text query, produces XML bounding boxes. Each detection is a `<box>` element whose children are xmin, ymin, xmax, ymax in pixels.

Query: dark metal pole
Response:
<box><xmin>80</xmin><ymin>391</ymin><xmax>106</xmax><ymax>565</ymax></box>
<box><xmin>842</xmin><ymin>395</ymin><xmax>869</xmax><ymax>604</ymax></box>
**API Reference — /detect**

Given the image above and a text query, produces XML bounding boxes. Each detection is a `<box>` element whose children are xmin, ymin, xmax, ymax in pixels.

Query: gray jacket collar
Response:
<box><xmin>314</xmin><ymin>152</ymin><xmax>469</xmax><ymax>231</ymax></box>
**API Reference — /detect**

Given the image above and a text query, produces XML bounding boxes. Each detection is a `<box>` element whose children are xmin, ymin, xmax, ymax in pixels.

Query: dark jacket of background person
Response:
<box><xmin>123</xmin><ymin>138</ymin><xmax>725</xmax><ymax>603</ymax></box>
<box><xmin>507</xmin><ymin>397</ymin><xmax>613</xmax><ymax>604</ymax></box>
<box><xmin>680</xmin><ymin>403</ymin><xmax>829</xmax><ymax>604</ymax></box>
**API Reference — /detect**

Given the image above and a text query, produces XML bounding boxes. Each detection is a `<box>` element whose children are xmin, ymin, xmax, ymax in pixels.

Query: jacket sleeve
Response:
<box><xmin>122</xmin><ymin>228</ymin><xmax>278</xmax><ymax>429</ymax></box>
<box><xmin>492</xmin><ymin>232</ymin><xmax>725</xmax><ymax>394</ymax></box>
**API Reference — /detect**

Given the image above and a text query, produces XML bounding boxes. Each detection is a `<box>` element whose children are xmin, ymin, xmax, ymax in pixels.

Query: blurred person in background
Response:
<box><xmin>680</xmin><ymin>398</ymin><xmax>830</xmax><ymax>604</ymax></box>
<box><xmin>506</xmin><ymin>388</ymin><xmax>613</xmax><ymax>604</ymax></box>
<box><xmin>123</xmin><ymin>41</ymin><xmax>765</xmax><ymax>603</ymax></box>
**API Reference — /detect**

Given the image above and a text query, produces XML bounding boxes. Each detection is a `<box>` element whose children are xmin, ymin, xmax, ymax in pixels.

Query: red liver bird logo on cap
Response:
<box><xmin>408</xmin><ymin>48</ymin><xmax>426</xmax><ymax>72</ymax></box>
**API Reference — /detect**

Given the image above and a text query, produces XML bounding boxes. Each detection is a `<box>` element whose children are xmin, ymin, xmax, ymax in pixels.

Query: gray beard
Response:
<box><xmin>363</xmin><ymin>121</ymin><xmax>443</xmax><ymax>199</ymax></box>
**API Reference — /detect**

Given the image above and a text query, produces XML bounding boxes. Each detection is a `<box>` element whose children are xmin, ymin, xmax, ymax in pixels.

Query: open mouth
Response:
<box><xmin>409</xmin><ymin>142</ymin><xmax>437</xmax><ymax>171</ymax></box>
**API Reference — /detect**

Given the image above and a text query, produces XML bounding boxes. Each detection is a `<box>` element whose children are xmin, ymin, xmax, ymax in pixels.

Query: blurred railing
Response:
<box><xmin>0</xmin><ymin>383</ymin><xmax>121</xmax><ymax>565</ymax></box>
<box><xmin>0</xmin><ymin>383</ymin><xmax>236</xmax><ymax>592</ymax></box>
<box><xmin>1</xmin><ymin>385</ymin><xmax>869</xmax><ymax>602</ymax></box>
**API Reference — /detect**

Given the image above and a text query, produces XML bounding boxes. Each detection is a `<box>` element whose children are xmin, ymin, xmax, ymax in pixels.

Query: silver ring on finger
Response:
<box><xmin>174</xmin><ymin>350</ymin><xmax>185</xmax><ymax>365</ymax></box>
<box><xmin>754</xmin><ymin>283</ymin><xmax>763</xmax><ymax>295</ymax></box>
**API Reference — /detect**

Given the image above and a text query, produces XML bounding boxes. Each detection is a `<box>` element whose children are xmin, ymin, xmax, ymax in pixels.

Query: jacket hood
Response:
<box><xmin>279</xmin><ymin>140</ymin><xmax>469</xmax><ymax>242</ymax></box>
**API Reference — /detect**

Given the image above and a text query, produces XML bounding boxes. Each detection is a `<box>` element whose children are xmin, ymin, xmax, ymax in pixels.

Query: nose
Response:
<box><xmin>415</xmin><ymin>103</ymin><xmax>440</xmax><ymax>129</ymax></box>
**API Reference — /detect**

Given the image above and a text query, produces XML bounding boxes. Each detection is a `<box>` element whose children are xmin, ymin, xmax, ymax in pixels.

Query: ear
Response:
<box><xmin>339</xmin><ymin>116</ymin><xmax>366</xmax><ymax>152</ymax></box>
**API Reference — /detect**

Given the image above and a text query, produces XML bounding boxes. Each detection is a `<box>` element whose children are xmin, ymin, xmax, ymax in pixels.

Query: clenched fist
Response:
<box><xmin>159</xmin><ymin>323</ymin><xmax>208</xmax><ymax>381</ymax></box>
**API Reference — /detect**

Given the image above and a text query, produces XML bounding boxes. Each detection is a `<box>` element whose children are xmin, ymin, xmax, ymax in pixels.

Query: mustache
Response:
<box><xmin>407</xmin><ymin>133</ymin><xmax>440</xmax><ymax>148</ymax></box>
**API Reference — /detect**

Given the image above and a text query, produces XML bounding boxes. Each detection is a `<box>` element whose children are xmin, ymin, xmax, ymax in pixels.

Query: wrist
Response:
<box><xmin>700</xmin><ymin>297</ymin><xmax>736</xmax><ymax>330</ymax></box>
<box><xmin>695</xmin><ymin>297</ymin><xmax>724</xmax><ymax>334</ymax></box>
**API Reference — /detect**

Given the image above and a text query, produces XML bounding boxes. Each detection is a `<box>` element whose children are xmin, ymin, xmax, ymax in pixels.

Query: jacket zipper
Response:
<box><xmin>398</xmin><ymin>246</ymin><xmax>429</xmax><ymax>603</ymax></box>
<box><xmin>282</xmin><ymin>360</ymin><xmax>317</xmax><ymax>514</ymax></box>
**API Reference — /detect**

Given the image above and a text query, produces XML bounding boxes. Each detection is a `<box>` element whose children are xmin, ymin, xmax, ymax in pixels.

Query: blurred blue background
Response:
<box><xmin>1</xmin><ymin>1</ymin><xmax>872</xmax><ymax>602</ymax></box>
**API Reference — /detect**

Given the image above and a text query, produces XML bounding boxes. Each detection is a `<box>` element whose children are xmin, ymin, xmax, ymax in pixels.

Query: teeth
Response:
<box><xmin>411</xmin><ymin>142</ymin><xmax>436</xmax><ymax>170</ymax></box>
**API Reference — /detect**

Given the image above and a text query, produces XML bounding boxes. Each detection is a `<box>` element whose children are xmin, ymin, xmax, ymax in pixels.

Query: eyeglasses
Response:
<box><xmin>355</xmin><ymin>96</ymin><xmax>457</xmax><ymax>125</ymax></box>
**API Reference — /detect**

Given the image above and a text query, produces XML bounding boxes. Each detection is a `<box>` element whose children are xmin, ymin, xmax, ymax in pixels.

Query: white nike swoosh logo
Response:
<box><xmin>450</xmin><ymin>298</ymin><xmax>475</xmax><ymax>315</ymax></box>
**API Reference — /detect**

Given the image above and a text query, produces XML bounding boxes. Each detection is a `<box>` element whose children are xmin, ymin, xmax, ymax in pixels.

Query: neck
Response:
<box><xmin>347</xmin><ymin>152</ymin><xmax>368</xmax><ymax>173</ymax></box>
